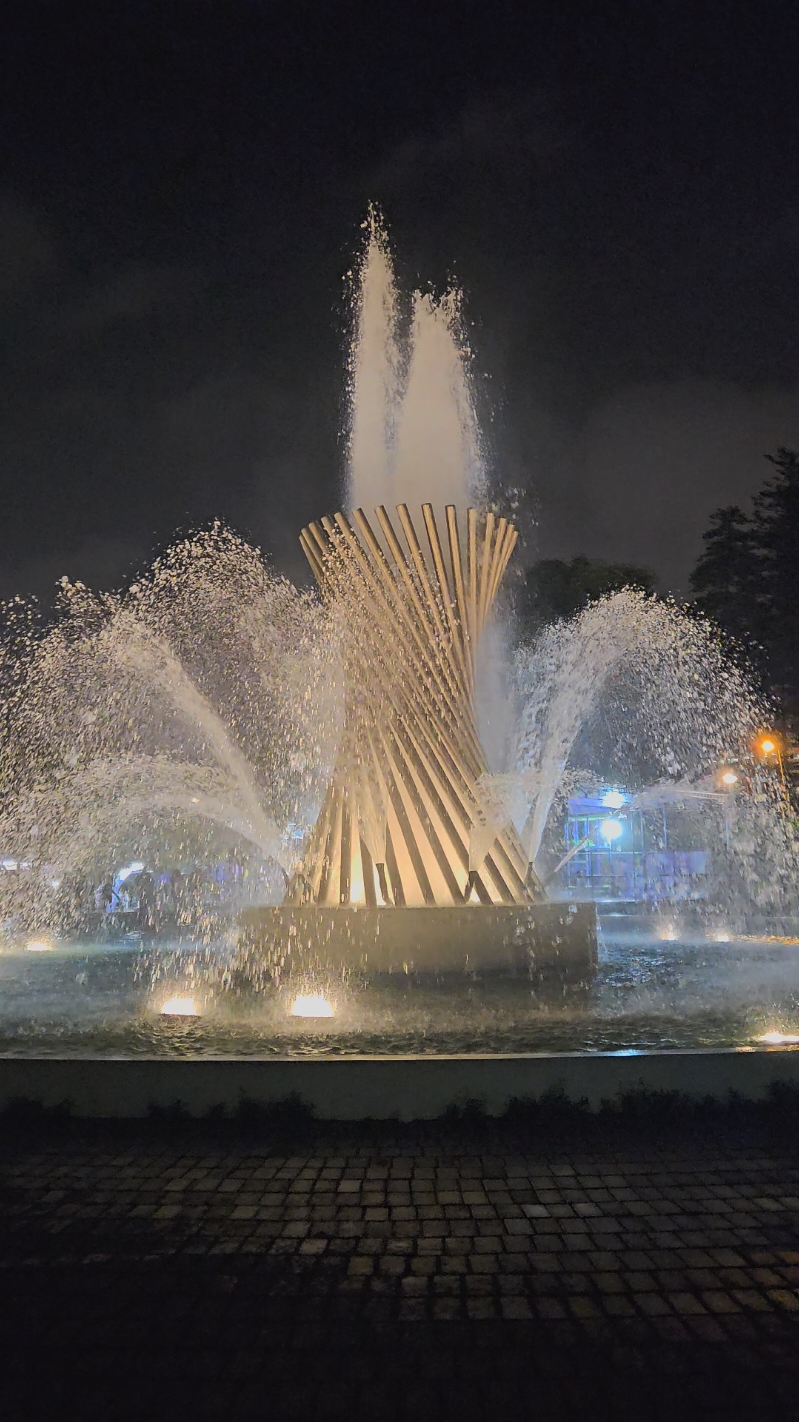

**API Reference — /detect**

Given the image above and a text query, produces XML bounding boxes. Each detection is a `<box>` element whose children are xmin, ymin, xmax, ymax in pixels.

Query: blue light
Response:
<box><xmin>602</xmin><ymin>789</ymin><xmax>626</xmax><ymax>809</ymax></box>
<box><xmin>117</xmin><ymin>861</ymin><xmax>145</xmax><ymax>883</ymax></box>
<box><xmin>599</xmin><ymin>818</ymin><xmax>623</xmax><ymax>842</ymax></box>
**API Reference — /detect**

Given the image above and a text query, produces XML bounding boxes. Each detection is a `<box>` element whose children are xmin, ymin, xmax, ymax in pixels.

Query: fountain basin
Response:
<box><xmin>0</xmin><ymin>1047</ymin><xmax>798</xmax><ymax>1119</ymax></box>
<box><xmin>236</xmin><ymin>902</ymin><xmax>598</xmax><ymax>981</ymax></box>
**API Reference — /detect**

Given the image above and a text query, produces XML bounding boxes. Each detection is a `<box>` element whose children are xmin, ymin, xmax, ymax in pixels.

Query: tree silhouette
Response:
<box><xmin>519</xmin><ymin>555</ymin><xmax>655</xmax><ymax>636</ymax></box>
<box><xmin>690</xmin><ymin>504</ymin><xmax>762</xmax><ymax>644</ymax></box>
<box><xmin>691</xmin><ymin>448</ymin><xmax>799</xmax><ymax>711</ymax></box>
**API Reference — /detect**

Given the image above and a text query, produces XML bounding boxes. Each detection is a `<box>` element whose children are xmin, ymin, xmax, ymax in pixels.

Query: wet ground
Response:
<box><xmin>1</xmin><ymin>925</ymin><xmax>799</xmax><ymax>1057</ymax></box>
<box><xmin>2</xmin><ymin>1115</ymin><xmax>799</xmax><ymax>1420</ymax></box>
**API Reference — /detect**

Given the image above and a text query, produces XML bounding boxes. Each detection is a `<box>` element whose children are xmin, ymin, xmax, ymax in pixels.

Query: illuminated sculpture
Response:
<box><xmin>290</xmin><ymin>502</ymin><xmax>542</xmax><ymax>908</ymax></box>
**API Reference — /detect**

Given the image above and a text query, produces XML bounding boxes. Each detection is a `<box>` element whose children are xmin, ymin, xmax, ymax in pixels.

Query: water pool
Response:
<box><xmin>1</xmin><ymin>924</ymin><xmax>798</xmax><ymax>1058</ymax></box>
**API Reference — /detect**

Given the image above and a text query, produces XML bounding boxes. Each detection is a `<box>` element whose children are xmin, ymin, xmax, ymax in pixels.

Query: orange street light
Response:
<box><xmin>755</xmin><ymin>732</ymin><xmax>787</xmax><ymax>788</ymax></box>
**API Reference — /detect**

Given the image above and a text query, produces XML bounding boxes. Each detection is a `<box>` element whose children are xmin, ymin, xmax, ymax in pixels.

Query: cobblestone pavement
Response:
<box><xmin>3</xmin><ymin>1124</ymin><xmax>799</xmax><ymax>1420</ymax></box>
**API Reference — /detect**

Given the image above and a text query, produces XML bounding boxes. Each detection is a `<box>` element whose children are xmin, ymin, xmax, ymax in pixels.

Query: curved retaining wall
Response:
<box><xmin>0</xmin><ymin>1048</ymin><xmax>798</xmax><ymax>1120</ymax></box>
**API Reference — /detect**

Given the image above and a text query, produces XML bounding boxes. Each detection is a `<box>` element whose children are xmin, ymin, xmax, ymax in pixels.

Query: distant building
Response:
<box><xmin>558</xmin><ymin>789</ymin><xmax>711</xmax><ymax>904</ymax></box>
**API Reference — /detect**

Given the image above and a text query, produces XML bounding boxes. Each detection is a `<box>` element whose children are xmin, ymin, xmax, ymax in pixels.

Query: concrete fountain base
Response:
<box><xmin>0</xmin><ymin>1049</ymin><xmax>798</xmax><ymax>1119</ymax></box>
<box><xmin>235</xmin><ymin>902</ymin><xmax>598</xmax><ymax>982</ymax></box>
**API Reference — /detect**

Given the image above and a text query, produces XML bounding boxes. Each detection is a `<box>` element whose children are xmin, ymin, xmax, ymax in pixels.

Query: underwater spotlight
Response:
<box><xmin>291</xmin><ymin>993</ymin><xmax>334</xmax><ymax>1018</ymax></box>
<box><xmin>758</xmin><ymin>1030</ymin><xmax>799</xmax><ymax>1046</ymax></box>
<box><xmin>657</xmin><ymin>924</ymin><xmax>679</xmax><ymax>942</ymax></box>
<box><xmin>160</xmin><ymin>996</ymin><xmax>200</xmax><ymax>1017</ymax></box>
<box><xmin>599</xmin><ymin>818</ymin><xmax>623</xmax><ymax>842</ymax></box>
<box><xmin>720</xmin><ymin>770</ymin><xmax>738</xmax><ymax>786</ymax></box>
<box><xmin>26</xmin><ymin>938</ymin><xmax>54</xmax><ymax>952</ymax></box>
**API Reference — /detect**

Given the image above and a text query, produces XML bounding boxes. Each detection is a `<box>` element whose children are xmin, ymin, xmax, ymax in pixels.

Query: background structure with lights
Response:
<box><xmin>557</xmin><ymin>788</ymin><xmax>711</xmax><ymax>904</ymax></box>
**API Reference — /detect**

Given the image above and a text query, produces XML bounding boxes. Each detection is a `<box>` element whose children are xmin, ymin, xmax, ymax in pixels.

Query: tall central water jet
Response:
<box><xmin>347</xmin><ymin>212</ymin><xmax>485</xmax><ymax>516</ymax></box>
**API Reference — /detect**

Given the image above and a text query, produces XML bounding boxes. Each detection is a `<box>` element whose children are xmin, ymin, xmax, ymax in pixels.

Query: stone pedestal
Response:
<box><xmin>235</xmin><ymin>902</ymin><xmax>598</xmax><ymax>985</ymax></box>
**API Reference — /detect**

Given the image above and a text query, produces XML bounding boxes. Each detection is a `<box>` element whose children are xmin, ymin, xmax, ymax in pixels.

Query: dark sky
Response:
<box><xmin>1</xmin><ymin>0</ymin><xmax>799</xmax><ymax>600</ymax></box>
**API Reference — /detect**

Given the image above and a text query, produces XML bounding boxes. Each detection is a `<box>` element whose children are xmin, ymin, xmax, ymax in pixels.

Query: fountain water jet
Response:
<box><xmin>238</xmin><ymin>216</ymin><xmax>597</xmax><ymax>983</ymax></box>
<box><xmin>0</xmin><ymin>214</ymin><xmax>795</xmax><ymax>1010</ymax></box>
<box><xmin>0</xmin><ymin>527</ymin><xmax>342</xmax><ymax>935</ymax></box>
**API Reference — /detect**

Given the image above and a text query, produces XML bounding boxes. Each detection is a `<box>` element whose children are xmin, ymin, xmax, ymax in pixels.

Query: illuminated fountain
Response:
<box><xmin>237</xmin><ymin>497</ymin><xmax>597</xmax><ymax>980</ymax></box>
<box><xmin>235</xmin><ymin>218</ymin><xmax>596</xmax><ymax>983</ymax></box>
<box><xmin>0</xmin><ymin>213</ymin><xmax>796</xmax><ymax>1040</ymax></box>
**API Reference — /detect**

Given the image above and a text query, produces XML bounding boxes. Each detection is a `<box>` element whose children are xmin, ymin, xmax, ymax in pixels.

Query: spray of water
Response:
<box><xmin>0</xmin><ymin>527</ymin><xmax>343</xmax><ymax>928</ymax></box>
<box><xmin>510</xmin><ymin>589</ymin><xmax>799</xmax><ymax>920</ymax></box>
<box><xmin>0</xmin><ymin>218</ymin><xmax>795</xmax><ymax>942</ymax></box>
<box><xmin>348</xmin><ymin>212</ymin><xmax>401</xmax><ymax>508</ymax></box>
<box><xmin>514</xmin><ymin>591</ymin><xmax>762</xmax><ymax>861</ymax></box>
<box><xmin>347</xmin><ymin>210</ymin><xmax>484</xmax><ymax>513</ymax></box>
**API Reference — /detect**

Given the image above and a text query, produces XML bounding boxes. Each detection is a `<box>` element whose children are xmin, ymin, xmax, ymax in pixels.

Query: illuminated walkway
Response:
<box><xmin>2</xmin><ymin>1116</ymin><xmax>799</xmax><ymax>1419</ymax></box>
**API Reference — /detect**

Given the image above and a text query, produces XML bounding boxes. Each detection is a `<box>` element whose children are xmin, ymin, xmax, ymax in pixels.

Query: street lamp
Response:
<box><xmin>716</xmin><ymin>767</ymin><xmax>739</xmax><ymax>848</ymax></box>
<box><xmin>755</xmin><ymin>732</ymin><xmax>787</xmax><ymax>788</ymax></box>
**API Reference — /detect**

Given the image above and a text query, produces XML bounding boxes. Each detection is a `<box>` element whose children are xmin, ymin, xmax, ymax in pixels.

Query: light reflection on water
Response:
<box><xmin>0</xmin><ymin>927</ymin><xmax>798</xmax><ymax>1057</ymax></box>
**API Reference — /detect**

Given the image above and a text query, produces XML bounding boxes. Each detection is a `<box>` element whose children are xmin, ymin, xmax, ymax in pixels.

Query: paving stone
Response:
<box><xmin>702</xmin><ymin>1290</ymin><xmax>742</xmax><ymax>1314</ymax></box>
<box><xmin>5</xmin><ymin>1126</ymin><xmax>799</xmax><ymax>1417</ymax></box>
<box><xmin>767</xmin><ymin>1288</ymin><xmax>799</xmax><ymax>1311</ymax></box>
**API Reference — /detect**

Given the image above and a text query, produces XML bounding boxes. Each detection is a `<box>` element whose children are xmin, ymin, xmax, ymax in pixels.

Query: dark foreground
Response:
<box><xmin>3</xmin><ymin>1109</ymin><xmax>799</xmax><ymax>1421</ymax></box>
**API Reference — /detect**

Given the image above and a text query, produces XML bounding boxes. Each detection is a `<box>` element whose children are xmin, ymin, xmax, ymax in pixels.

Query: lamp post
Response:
<box><xmin>717</xmin><ymin>767</ymin><xmax>738</xmax><ymax>850</ymax></box>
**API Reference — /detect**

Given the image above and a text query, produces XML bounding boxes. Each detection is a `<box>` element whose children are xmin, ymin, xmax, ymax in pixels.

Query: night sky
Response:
<box><xmin>2</xmin><ymin>0</ymin><xmax>798</xmax><ymax>601</ymax></box>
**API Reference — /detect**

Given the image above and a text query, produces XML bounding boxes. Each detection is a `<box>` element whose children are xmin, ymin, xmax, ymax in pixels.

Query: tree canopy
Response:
<box><xmin>518</xmin><ymin>555</ymin><xmax>655</xmax><ymax>636</ymax></box>
<box><xmin>690</xmin><ymin>448</ymin><xmax>799</xmax><ymax>710</ymax></box>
